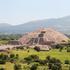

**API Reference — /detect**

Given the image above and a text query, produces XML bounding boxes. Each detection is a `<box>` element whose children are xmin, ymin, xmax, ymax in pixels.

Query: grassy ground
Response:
<box><xmin>10</xmin><ymin>48</ymin><xmax>70</xmax><ymax>63</ymax></box>
<box><xmin>0</xmin><ymin>48</ymin><xmax>70</xmax><ymax>70</ymax></box>
<box><xmin>0</xmin><ymin>40</ymin><xmax>8</xmax><ymax>45</ymax></box>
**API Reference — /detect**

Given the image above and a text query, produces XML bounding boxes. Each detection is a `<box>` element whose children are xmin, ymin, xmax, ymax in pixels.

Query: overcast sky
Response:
<box><xmin>0</xmin><ymin>0</ymin><xmax>70</xmax><ymax>25</ymax></box>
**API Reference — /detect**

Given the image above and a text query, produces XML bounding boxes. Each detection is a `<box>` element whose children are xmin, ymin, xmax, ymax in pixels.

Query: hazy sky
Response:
<box><xmin>0</xmin><ymin>0</ymin><xmax>70</xmax><ymax>25</ymax></box>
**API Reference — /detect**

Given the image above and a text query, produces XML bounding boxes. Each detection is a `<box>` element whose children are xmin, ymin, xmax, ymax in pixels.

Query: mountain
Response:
<box><xmin>0</xmin><ymin>23</ymin><xmax>11</xmax><ymax>27</ymax></box>
<box><xmin>0</xmin><ymin>23</ymin><xmax>13</xmax><ymax>33</ymax></box>
<box><xmin>0</xmin><ymin>16</ymin><xmax>70</xmax><ymax>34</ymax></box>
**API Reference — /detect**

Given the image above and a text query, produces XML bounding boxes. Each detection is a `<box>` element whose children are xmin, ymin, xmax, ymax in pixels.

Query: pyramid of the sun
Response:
<box><xmin>19</xmin><ymin>28</ymin><xmax>69</xmax><ymax>46</ymax></box>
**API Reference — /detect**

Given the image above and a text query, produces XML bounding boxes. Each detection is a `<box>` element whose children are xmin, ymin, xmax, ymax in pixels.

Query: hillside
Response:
<box><xmin>0</xmin><ymin>16</ymin><xmax>70</xmax><ymax>34</ymax></box>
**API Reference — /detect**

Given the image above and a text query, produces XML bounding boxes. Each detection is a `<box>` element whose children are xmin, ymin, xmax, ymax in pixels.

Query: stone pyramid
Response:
<box><xmin>19</xmin><ymin>28</ymin><xmax>69</xmax><ymax>46</ymax></box>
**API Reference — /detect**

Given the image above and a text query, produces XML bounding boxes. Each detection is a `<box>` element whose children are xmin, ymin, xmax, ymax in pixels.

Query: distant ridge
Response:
<box><xmin>0</xmin><ymin>16</ymin><xmax>70</xmax><ymax>34</ymax></box>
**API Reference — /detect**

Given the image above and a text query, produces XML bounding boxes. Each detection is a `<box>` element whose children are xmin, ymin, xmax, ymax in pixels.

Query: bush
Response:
<box><xmin>30</xmin><ymin>55</ymin><xmax>39</xmax><ymax>61</ymax></box>
<box><xmin>9</xmin><ymin>54</ymin><xmax>18</xmax><ymax>63</ymax></box>
<box><xmin>46</xmin><ymin>56</ymin><xmax>51</xmax><ymax>63</ymax></box>
<box><xmin>15</xmin><ymin>54</ymin><xmax>19</xmax><ymax>59</ymax></box>
<box><xmin>0</xmin><ymin>60</ymin><xmax>6</xmax><ymax>64</ymax></box>
<box><xmin>64</xmin><ymin>60</ymin><xmax>70</xmax><ymax>64</ymax></box>
<box><xmin>48</xmin><ymin>62</ymin><xmax>62</xmax><ymax>70</ymax></box>
<box><xmin>39</xmin><ymin>60</ymin><xmax>47</xmax><ymax>65</ymax></box>
<box><xmin>0</xmin><ymin>54</ymin><xmax>8</xmax><ymax>60</ymax></box>
<box><xmin>10</xmin><ymin>54</ymin><xmax>15</xmax><ymax>58</ymax></box>
<box><xmin>0</xmin><ymin>68</ymin><xmax>5</xmax><ymax>70</ymax></box>
<box><xmin>0</xmin><ymin>54</ymin><xmax>8</xmax><ymax>64</ymax></box>
<box><xmin>24</xmin><ymin>56</ymin><xmax>33</xmax><ymax>64</ymax></box>
<box><xmin>51</xmin><ymin>64</ymin><xmax>60</xmax><ymax>70</ymax></box>
<box><xmin>47</xmin><ymin>57</ymin><xmax>62</xmax><ymax>70</ymax></box>
<box><xmin>24</xmin><ymin>55</ymin><xmax>39</xmax><ymax>63</ymax></box>
<box><xmin>55</xmin><ymin>44</ymin><xmax>62</xmax><ymax>49</ymax></box>
<box><xmin>24</xmin><ymin>56</ymin><xmax>32</xmax><ymax>62</ymax></box>
<box><xmin>10</xmin><ymin>58</ymin><xmax>16</xmax><ymax>63</ymax></box>
<box><xmin>14</xmin><ymin>64</ymin><xmax>22</xmax><ymax>70</ymax></box>
<box><xmin>30</xmin><ymin>64</ymin><xmax>38</xmax><ymax>70</ymax></box>
<box><xmin>48</xmin><ymin>63</ymin><xmax>52</xmax><ymax>69</ymax></box>
<box><xmin>34</xmin><ymin>46</ymin><xmax>40</xmax><ymax>52</ymax></box>
<box><xmin>59</xmin><ymin>46</ymin><xmax>63</xmax><ymax>52</ymax></box>
<box><xmin>67</xmin><ymin>47</ymin><xmax>70</xmax><ymax>52</ymax></box>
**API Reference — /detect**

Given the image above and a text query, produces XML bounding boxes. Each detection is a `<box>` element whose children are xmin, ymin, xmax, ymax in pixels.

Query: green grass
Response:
<box><xmin>0</xmin><ymin>48</ymin><xmax>70</xmax><ymax>70</ymax></box>
<box><xmin>9</xmin><ymin>48</ymin><xmax>70</xmax><ymax>63</ymax></box>
<box><xmin>0</xmin><ymin>40</ymin><xmax>8</xmax><ymax>45</ymax></box>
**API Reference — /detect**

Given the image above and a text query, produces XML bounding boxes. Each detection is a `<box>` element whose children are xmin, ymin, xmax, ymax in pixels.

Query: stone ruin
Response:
<box><xmin>19</xmin><ymin>28</ymin><xmax>69</xmax><ymax>50</ymax></box>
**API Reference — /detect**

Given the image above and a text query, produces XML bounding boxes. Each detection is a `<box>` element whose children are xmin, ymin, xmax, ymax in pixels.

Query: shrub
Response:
<box><xmin>59</xmin><ymin>46</ymin><xmax>63</xmax><ymax>52</ymax></box>
<box><xmin>10</xmin><ymin>54</ymin><xmax>15</xmax><ymax>58</ymax></box>
<box><xmin>39</xmin><ymin>60</ymin><xmax>47</xmax><ymax>65</ymax></box>
<box><xmin>9</xmin><ymin>54</ymin><xmax>18</xmax><ymax>63</ymax></box>
<box><xmin>0</xmin><ymin>54</ymin><xmax>8</xmax><ymax>60</ymax></box>
<box><xmin>24</xmin><ymin>55</ymin><xmax>39</xmax><ymax>63</ymax></box>
<box><xmin>34</xmin><ymin>46</ymin><xmax>40</xmax><ymax>52</ymax></box>
<box><xmin>0</xmin><ymin>54</ymin><xmax>8</xmax><ymax>64</ymax></box>
<box><xmin>51</xmin><ymin>64</ymin><xmax>59</xmax><ymax>70</ymax></box>
<box><xmin>0</xmin><ymin>68</ymin><xmax>5</xmax><ymax>70</ymax></box>
<box><xmin>30</xmin><ymin>55</ymin><xmax>39</xmax><ymax>61</ymax></box>
<box><xmin>10</xmin><ymin>58</ymin><xmax>16</xmax><ymax>63</ymax></box>
<box><xmin>30</xmin><ymin>64</ymin><xmax>38</xmax><ymax>70</ymax></box>
<box><xmin>67</xmin><ymin>47</ymin><xmax>70</xmax><ymax>52</ymax></box>
<box><xmin>49</xmin><ymin>58</ymin><xmax>58</xmax><ymax>64</ymax></box>
<box><xmin>14</xmin><ymin>64</ymin><xmax>22</xmax><ymax>70</ymax></box>
<box><xmin>46</xmin><ymin>56</ymin><xmax>51</xmax><ymax>62</ymax></box>
<box><xmin>47</xmin><ymin>57</ymin><xmax>62</xmax><ymax>70</ymax></box>
<box><xmin>0</xmin><ymin>60</ymin><xmax>6</xmax><ymax>64</ymax></box>
<box><xmin>48</xmin><ymin>62</ymin><xmax>62</xmax><ymax>70</ymax></box>
<box><xmin>55</xmin><ymin>44</ymin><xmax>62</xmax><ymax>49</ymax></box>
<box><xmin>15</xmin><ymin>54</ymin><xmax>19</xmax><ymax>59</ymax></box>
<box><xmin>24</xmin><ymin>56</ymin><xmax>33</xmax><ymax>64</ymax></box>
<box><xmin>64</xmin><ymin>60</ymin><xmax>70</xmax><ymax>64</ymax></box>
<box><xmin>48</xmin><ymin>63</ymin><xmax>52</xmax><ymax>69</ymax></box>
